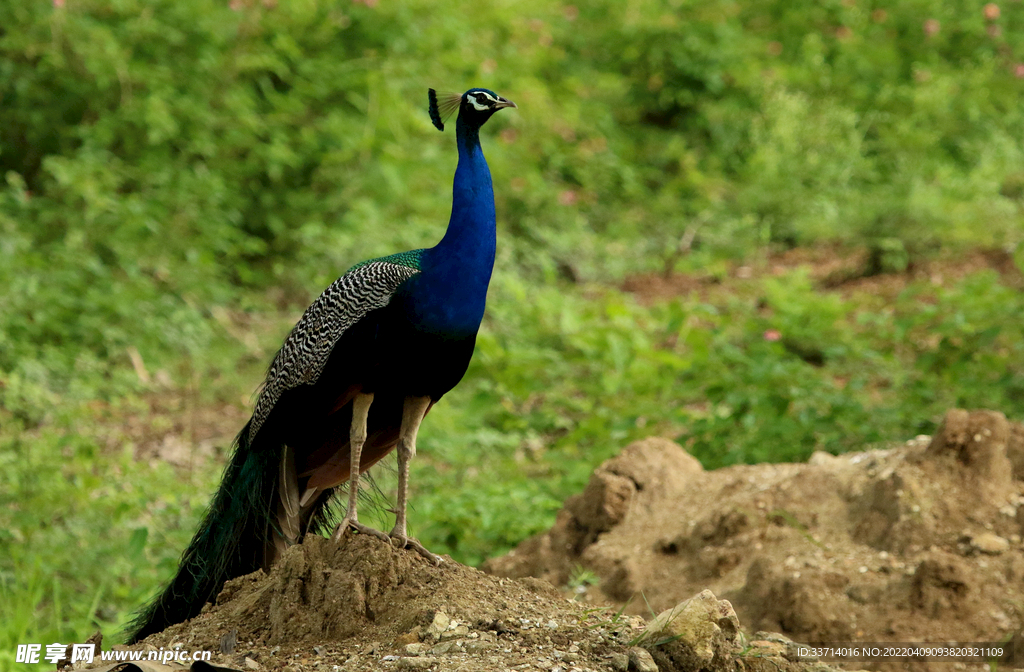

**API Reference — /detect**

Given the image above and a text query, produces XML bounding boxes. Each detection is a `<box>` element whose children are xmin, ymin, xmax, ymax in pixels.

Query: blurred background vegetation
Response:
<box><xmin>2</xmin><ymin>0</ymin><xmax>1023</xmax><ymax>664</ymax></box>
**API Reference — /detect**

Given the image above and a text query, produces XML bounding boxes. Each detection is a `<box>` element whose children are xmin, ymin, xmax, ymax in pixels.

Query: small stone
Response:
<box><xmin>244</xmin><ymin>657</ymin><xmax>260</xmax><ymax>670</ymax></box>
<box><xmin>404</xmin><ymin>643</ymin><xmax>426</xmax><ymax>656</ymax></box>
<box><xmin>972</xmin><ymin>532</ymin><xmax>1010</xmax><ymax>554</ymax></box>
<box><xmin>426</xmin><ymin>612</ymin><xmax>450</xmax><ymax>642</ymax></box>
<box><xmin>441</xmin><ymin>625</ymin><xmax>470</xmax><ymax>640</ymax></box>
<box><xmin>397</xmin><ymin>657</ymin><xmax>437</xmax><ymax>669</ymax></box>
<box><xmin>638</xmin><ymin>589</ymin><xmax>737</xmax><ymax>668</ymax></box>
<box><xmin>609</xmin><ymin>653</ymin><xmax>629</xmax><ymax>671</ymax></box>
<box><xmin>313</xmin><ymin>646</ymin><xmax>326</xmax><ymax>656</ymax></box>
<box><xmin>628</xmin><ymin>647</ymin><xmax>659</xmax><ymax>672</ymax></box>
<box><xmin>547</xmin><ymin>620</ymin><xmax>559</xmax><ymax>629</ymax></box>
<box><xmin>465</xmin><ymin>640</ymin><xmax>496</xmax><ymax>653</ymax></box>
<box><xmin>430</xmin><ymin>641</ymin><xmax>455</xmax><ymax>655</ymax></box>
<box><xmin>429</xmin><ymin>611</ymin><xmax>450</xmax><ymax>634</ymax></box>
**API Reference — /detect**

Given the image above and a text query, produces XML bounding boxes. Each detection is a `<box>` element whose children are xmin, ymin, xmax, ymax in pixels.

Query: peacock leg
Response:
<box><xmin>332</xmin><ymin>392</ymin><xmax>390</xmax><ymax>543</ymax></box>
<box><xmin>391</xmin><ymin>395</ymin><xmax>439</xmax><ymax>562</ymax></box>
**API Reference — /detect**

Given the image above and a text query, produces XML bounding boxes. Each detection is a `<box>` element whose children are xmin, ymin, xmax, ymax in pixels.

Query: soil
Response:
<box><xmin>116</xmin><ymin>534</ymin><xmax>834</xmax><ymax>672</ymax></box>
<box><xmin>485</xmin><ymin>409</ymin><xmax>1024</xmax><ymax>672</ymax></box>
<box><xmin>108</xmin><ymin>407</ymin><xmax>1024</xmax><ymax>672</ymax></box>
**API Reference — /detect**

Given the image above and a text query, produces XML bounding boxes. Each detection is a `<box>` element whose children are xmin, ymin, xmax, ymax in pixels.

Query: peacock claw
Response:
<box><xmin>332</xmin><ymin>517</ymin><xmax>391</xmax><ymax>544</ymax></box>
<box><xmin>390</xmin><ymin>532</ymin><xmax>442</xmax><ymax>564</ymax></box>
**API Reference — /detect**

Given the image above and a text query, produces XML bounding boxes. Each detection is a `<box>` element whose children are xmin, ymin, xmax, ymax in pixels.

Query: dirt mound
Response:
<box><xmin>485</xmin><ymin>410</ymin><xmax>1024</xmax><ymax>671</ymax></box>
<box><xmin>128</xmin><ymin>534</ymin><xmax>839</xmax><ymax>672</ymax></box>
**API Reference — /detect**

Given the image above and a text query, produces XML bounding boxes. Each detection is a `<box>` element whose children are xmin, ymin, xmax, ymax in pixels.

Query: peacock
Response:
<box><xmin>128</xmin><ymin>87</ymin><xmax>516</xmax><ymax>643</ymax></box>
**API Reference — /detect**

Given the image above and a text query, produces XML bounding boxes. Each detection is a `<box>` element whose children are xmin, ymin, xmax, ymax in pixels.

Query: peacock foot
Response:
<box><xmin>390</xmin><ymin>529</ymin><xmax>442</xmax><ymax>564</ymax></box>
<box><xmin>331</xmin><ymin>516</ymin><xmax>391</xmax><ymax>544</ymax></box>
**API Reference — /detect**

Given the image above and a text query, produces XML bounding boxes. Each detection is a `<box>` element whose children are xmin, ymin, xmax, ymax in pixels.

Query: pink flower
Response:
<box><xmin>53</xmin><ymin>0</ymin><xmax>65</xmax><ymax>7</ymax></box>
<box><xmin>984</xmin><ymin>3</ymin><xmax>1000</xmax><ymax>20</ymax></box>
<box><xmin>923</xmin><ymin>19</ymin><xmax>940</xmax><ymax>36</ymax></box>
<box><xmin>1014</xmin><ymin>64</ymin><xmax>1024</xmax><ymax>79</ymax></box>
<box><xmin>764</xmin><ymin>329</ymin><xmax>782</xmax><ymax>342</ymax></box>
<box><xmin>558</xmin><ymin>190</ymin><xmax>578</xmax><ymax>206</ymax></box>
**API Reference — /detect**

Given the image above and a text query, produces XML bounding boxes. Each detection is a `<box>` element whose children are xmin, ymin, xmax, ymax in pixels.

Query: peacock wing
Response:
<box><xmin>248</xmin><ymin>252</ymin><xmax>423</xmax><ymax>443</ymax></box>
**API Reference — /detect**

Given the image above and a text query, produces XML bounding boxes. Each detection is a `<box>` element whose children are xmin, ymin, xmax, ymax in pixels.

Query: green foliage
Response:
<box><xmin>1</xmin><ymin>0</ymin><xmax>1023</xmax><ymax>664</ymax></box>
<box><xmin>0</xmin><ymin>405</ymin><xmax>218</xmax><ymax>669</ymax></box>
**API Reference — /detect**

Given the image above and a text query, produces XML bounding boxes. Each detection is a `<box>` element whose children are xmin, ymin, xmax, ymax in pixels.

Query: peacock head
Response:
<box><xmin>428</xmin><ymin>88</ymin><xmax>516</xmax><ymax>132</ymax></box>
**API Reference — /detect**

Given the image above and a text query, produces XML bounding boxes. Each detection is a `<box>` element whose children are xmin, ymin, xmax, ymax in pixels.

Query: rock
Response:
<box><xmin>244</xmin><ymin>657</ymin><xmax>259</xmax><ymax>670</ymax></box>
<box><xmin>426</xmin><ymin>611</ymin><xmax>450</xmax><ymax>641</ymax></box>
<box><xmin>397</xmin><ymin>656</ymin><xmax>438</xmax><ymax>669</ymax></box>
<box><xmin>628</xmin><ymin>646</ymin><xmax>659</xmax><ymax>672</ymax></box>
<box><xmin>440</xmin><ymin>625</ymin><xmax>470</xmax><ymax>640</ymax></box>
<box><xmin>610</xmin><ymin>652</ymin><xmax>630</xmax><ymax>671</ymax></box>
<box><xmin>639</xmin><ymin>590</ymin><xmax>738</xmax><ymax>672</ymax></box>
<box><xmin>971</xmin><ymin>532</ymin><xmax>1010</xmax><ymax>555</ymax></box>
<box><xmin>430</xmin><ymin>641</ymin><xmax>456</xmax><ymax>655</ymax></box>
<box><xmin>403</xmin><ymin>643</ymin><xmax>426</xmax><ymax>656</ymax></box>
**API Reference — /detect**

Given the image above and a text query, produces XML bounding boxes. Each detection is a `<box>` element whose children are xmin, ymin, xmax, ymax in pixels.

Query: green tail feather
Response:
<box><xmin>126</xmin><ymin>421</ymin><xmax>278</xmax><ymax>643</ymax></box>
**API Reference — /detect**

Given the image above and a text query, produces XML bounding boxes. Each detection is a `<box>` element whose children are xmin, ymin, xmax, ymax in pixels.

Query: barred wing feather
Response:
<box><xmin>248</xmin><ymin>259</ymin><xmax>420</xmax><ymax>443</ymax></box>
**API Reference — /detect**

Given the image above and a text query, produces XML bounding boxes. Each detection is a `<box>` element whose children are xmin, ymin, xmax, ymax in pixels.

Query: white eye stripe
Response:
<box><xmin>467</xmin><ymin>91</ymin><xmax>500</xmax><ymax>111</ymax></box>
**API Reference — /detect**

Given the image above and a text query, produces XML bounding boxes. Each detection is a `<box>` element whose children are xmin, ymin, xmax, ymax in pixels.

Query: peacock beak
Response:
<box><xmin>495</xmin><ymin>97</ymin><xmax>517</xmax><ymax>110</ymax></box>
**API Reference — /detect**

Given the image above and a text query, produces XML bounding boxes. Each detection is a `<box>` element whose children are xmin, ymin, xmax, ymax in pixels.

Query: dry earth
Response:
<box><xmin>84</xmin><ymin>407</ymin><xmax>1024</xmax><ymax>672</ymax></box>
<box><xmin>485</xmin><ymin>409</ymin><xmax>1024</xmax><ymax>672</ymax></box>
<box><xmin>106</xmin><ymin>533</ymin><xmax>839</xmax><ymax>672</ymax></box>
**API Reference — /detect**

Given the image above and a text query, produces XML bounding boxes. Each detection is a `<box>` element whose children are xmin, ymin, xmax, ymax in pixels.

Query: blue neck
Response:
<box><xmin>411</xmin><ymin>114</ymin><xmax>497</xmax><ymax>335</ymax></box>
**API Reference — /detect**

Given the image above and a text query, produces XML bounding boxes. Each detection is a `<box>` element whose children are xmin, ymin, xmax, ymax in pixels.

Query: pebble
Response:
<box><xmin>404</xmin><ymin>643</ymin><xmax>426</xmax><ymax>656</ymax></box>
<box><xmin>628</xmin><ymin>647</ymin><xmax>659</xmax><ymax>672</ymax></box>
<box><xmin>397</xmin><ymin>657</ymin><xmax>437</xmax><ymax>669</ymax></box>
<box><xmin>972</xmin><ymin>532</ymin><xmax>1010</xmax><ymax>554</ymax></box>
<box><xmin>609</xmin><ymin>653</ymin><xmax>629</xmax><ymax>671</ymax></box>
<box><xmin>431</xmin><ymin>642</ymin><xmax>456</xmax><ymax>655</ymax></box>
<box><xmin>441</xmin><ymin>625</ymin><xmax>470</xmax><ymax>640</ymax></box>
<box><xmin>428</xmin><ymin>612</ymin><xmax>450</xmax><ymax>638</ymax></box>
<box><xmin>244</xmin><ymin>657</ymin><xmax>259</xmax><ymax>670</ymax></box>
